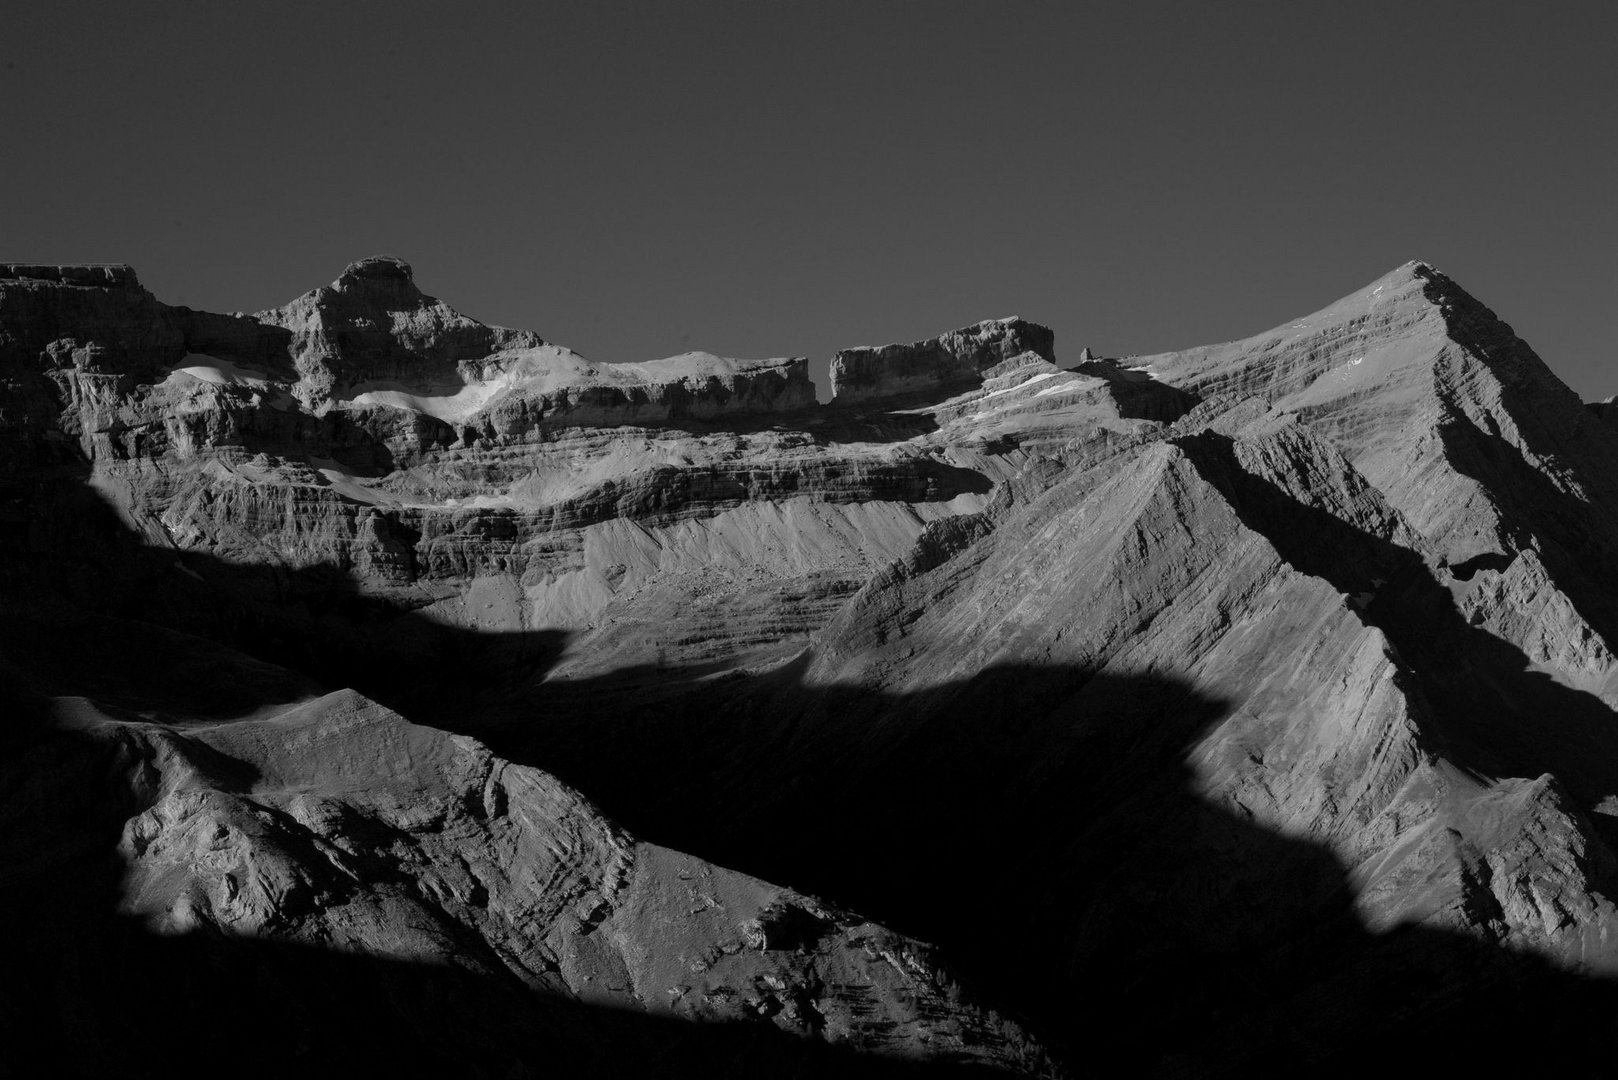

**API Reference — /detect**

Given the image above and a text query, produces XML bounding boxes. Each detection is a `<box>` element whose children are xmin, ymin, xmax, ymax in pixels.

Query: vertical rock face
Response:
<box><xmin>828</xmin><ymin>316</ymin><xmax>1056</xmax><ymax>405</ymax></box>
<box><xmin>257</xmin><ymin>255</ymin><xmax>548</xmax><ymax>405</ymax></box>
<box><xmin>9</xmin><ymin>255</ymin><xmax>1618</xmax><ymax>1074</ymax></box>
<box><xmin>1</xmin><ymin>262</ymin><xmax>141</xmax><ymax>286</ymax></box>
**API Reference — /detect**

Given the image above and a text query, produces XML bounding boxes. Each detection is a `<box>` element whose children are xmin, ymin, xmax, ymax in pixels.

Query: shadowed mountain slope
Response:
<box><xmin>7</xmin><ymin>257</ymin><xmax>1618</xmax><ymax>1075</ymax></box>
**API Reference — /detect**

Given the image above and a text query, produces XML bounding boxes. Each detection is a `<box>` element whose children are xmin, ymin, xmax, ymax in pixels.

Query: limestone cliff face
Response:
<box><xmin>828</xmin><ymin>316</ymin><xmax>1056</xmax><ymax>405</ymax></box>
<box><xmin>258</xmin><ymin>255</ymin><xmax>547</xmax><ymax>405</ymax></box>
<box><xmin>10</xmin><ymin>256</ymin><xmax>1618</xmax><ymax>1074</ymax></box>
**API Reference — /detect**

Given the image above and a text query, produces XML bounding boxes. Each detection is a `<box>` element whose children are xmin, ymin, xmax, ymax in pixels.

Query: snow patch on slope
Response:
<box><xmin>344</xmin><ymin>347</ymin><xmax>803</xmax><ymax>424</ymax></box>
<box><xmin>165</xmin><ymin>354</ymin><xmax>277</xmax><ymax>388</ymax></box>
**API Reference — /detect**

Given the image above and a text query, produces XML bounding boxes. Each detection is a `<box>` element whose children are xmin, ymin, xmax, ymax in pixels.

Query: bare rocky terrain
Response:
<box><xmin>6</xmin><ymin>255</ymin><xmax>1618</xmax><ymax>1075</ymax></box>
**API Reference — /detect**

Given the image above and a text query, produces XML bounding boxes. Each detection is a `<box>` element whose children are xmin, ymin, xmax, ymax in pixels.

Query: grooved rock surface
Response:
<box><xmin>9</xmin><ymin>256</ymin><xmax>1618</xmax><ymax>1075</ymax></box>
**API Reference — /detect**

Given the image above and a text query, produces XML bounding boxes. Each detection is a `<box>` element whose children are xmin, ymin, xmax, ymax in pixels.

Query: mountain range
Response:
<box><xmin>6</xmin><ymin>255</ymin><xmax>1618</xmax><ymax>1076</ymax></box>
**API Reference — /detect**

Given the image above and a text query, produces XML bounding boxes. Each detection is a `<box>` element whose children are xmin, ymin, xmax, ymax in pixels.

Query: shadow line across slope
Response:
<box><xmin>7</xmin><ymin>459</ymin><xmax>1618</xmax><ymax>1075</ymax></box>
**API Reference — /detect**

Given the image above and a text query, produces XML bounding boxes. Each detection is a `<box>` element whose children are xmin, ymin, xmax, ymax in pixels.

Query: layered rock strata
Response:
<box><xmin>9</xmin><ymin>256</ymin><xmax>1618</xmax><ymax>1074</ymax></box>
<box><xmin>828</xmin><ymin>317</ymin><xmax>1056</xmax><ymax>405</ymax></box>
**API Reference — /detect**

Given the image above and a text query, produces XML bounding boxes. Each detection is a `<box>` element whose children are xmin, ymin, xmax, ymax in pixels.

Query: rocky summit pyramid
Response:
<box><xmin>6</xmin><ymin>256</ymin><xmax>1618</xmax><ymax>1075</ymax></box>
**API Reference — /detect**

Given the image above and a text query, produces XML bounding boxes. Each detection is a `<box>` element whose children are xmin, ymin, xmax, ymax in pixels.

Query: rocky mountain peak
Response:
<box><xmin>253</xmin><ymin>256</ymin><xmax>545</xmax><ymax>405</ymax></box>
<box><xmin>324</xmin><ymin>253</ymin><xmax>423</xmax><ymax>304</ymax></box>
<box><xmin>337</xmin><ymin>253</ymin><xmax>415</xmax><ymax>282</ymax></box>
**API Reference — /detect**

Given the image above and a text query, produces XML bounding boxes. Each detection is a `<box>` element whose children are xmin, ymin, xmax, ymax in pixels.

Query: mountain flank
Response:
<box><xmin>6</xmin><ymin>256</ymin><xmax>1618</xmax><ymax>1075</ymax></box>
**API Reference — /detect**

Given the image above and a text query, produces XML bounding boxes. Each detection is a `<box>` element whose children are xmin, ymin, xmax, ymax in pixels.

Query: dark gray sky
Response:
<box><xmin>6</xmin><ymin>2</ymin><xmax>1615</xmax><ymax>398</ymax></box>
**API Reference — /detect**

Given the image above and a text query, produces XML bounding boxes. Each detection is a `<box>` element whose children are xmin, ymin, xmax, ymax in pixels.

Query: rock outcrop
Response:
<box><xmin>829</xmin><ymin>317</ymin><xmax>1056</xmax><ymax>405</ymax></box>
<box><xmin>258</xmin><ymin>254</ymin><xmax>548</xmax><ymax>405</ymax></box>
<box><xmin>1</xmin><ymin>262</ymin><xmax>141</xmax><ymax>286</ymax></box>
<box><xmin>3</xmin><ymin>649</ymin><xmax>1046</xmax><ymax>1076</ymax></box>
<box><xmin>9</xmin><ymin>255</ymin><xmax>1618</xmax><ymax>1074</ymax></box>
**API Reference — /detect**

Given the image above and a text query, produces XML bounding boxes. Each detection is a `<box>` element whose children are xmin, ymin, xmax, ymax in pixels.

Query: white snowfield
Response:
<box><xmin>976</xmin><ymin>370</ymin><xmax>1062</xmax><ymax>401</ymax></box>
<box><xmin>165</xmin><ymin>354</ymin><xmax>277</xmax><ymax>388</ymax></box>
<box><xmin>1036</xmin><ymin>374</ymin><xmax>1101</xmax><ymax>397</ymax></box>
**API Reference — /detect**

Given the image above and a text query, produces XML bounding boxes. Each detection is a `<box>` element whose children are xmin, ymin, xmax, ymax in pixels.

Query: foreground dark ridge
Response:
<box><xmin>7</xmin><ymin>257</ymin><xmax>1618</xmax><ymax>1075</ymax></box>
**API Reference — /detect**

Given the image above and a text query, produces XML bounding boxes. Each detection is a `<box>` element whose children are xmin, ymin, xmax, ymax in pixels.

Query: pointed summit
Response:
<box><xmin>1129</xmin><ymin>261</ymin><xmax>1618</xmax><ymax>576</ymax></box>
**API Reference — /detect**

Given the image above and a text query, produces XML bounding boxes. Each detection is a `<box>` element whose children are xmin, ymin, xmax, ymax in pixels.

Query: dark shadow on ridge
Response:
<box><xmin>471</xmin><ymin>630</ymin><xmax>1618</xmax><ymax>1076</ymax></box>
<box><xmin>1437</xmin><ymin>410</ymin><xmax>1618</xmax><ymax>649</ymax></box>
<box><xmin>11</xmin><ymin>442</ymin><xmax>1618</xmax><ymax>1076</ymax></box>
<box><xmin>1071</xmin><ymin>359</ymin><xmax>1203</xmax><ymax>423</ymax></box>
<box><xmin>450</xmin><ymin>433</ymin><xmax>1618</xmax><ymax>1075</ymax></box>
<box><xmin>0</xmin><ymin>677</ymin><xmax>1026</xmax><ymax>1079</ymax></box>
<box><xmin>0</xmin><ymin>539</ymin><xmax>1036</xmax><ymax>1076</ymax></box>
<box><xmin>1175</xmin><ymin>429</ymin><xmax>1618</xmax><ymax>808</ymax></box>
